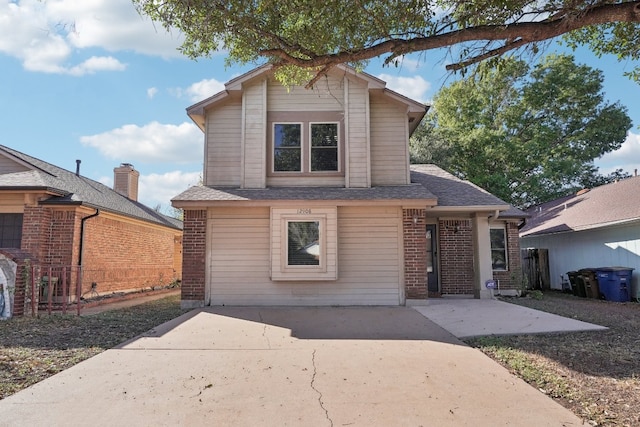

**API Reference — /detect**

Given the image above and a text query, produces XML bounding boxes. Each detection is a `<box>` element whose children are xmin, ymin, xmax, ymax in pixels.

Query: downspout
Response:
<box><xmin>79</xmin><ymin>209</ymin><xmax>100</xmax><ymax>267</ymax></box>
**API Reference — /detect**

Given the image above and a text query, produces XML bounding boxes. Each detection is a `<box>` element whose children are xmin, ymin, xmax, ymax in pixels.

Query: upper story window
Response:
<box><xmin>310</xmin><ymin>123</ymin><xmax>338</xmax><ymax>171</ymax></box>
<box><xmin>274</xmin><ymin>123</ymin><xmax>302</xmax><ymax>172</ymax></box>
<box><xmin>269</xmin><ymin>112</ymin><xmax>343</xmax><ymax>176</ymax></box>
<box><xmin>273</xmin><ymin>122</ymin><xmax>339</xmax><ymax>173</ymax></box>
<box><xmin>490</xmin><ymin>226</ymin><xmax>508</xmax><ymax>271</ymax></box>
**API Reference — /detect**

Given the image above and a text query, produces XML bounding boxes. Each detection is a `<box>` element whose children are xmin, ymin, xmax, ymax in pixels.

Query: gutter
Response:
<box><xmin>78</xmin><ymin>209</ymin><xmax>100</xmax><ymax>267</ymax></box>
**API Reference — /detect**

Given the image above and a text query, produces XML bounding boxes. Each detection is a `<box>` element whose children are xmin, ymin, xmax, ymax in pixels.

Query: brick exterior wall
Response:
<box><xmin>47</xmin><ymin>210</ymin><xmax>78</xmax><ymax>266</ymax></box>
<box><xmin>181</xmin><ymin>209</ymin><xmax>207</xmax><ymax>302</ymax></box>
<box><xmin>21</xmin><ymin>205</ymin><xmax>51</xmax><ymax>262</ymax></box>
<box><xmin>491</xmin><ymin>221</ymin><xmax>523</xmax><ymax>291</ymax></box>
<box><xmin>439</xmin><ymin>219</ymin><xmax>474</xmax><ymax>295</ymax></box>
<box><xmin>19</xmin><ymin>205</ymin><xmax>182</xmax><ymax>304</ymax></box>
<box><xmin>81</xmin><ymin>213</ymin><xmax>181</xmax><ymax>294</ymax></box>
<box><xmin>403</xmin><ymin>209</ymin><xmax>427</xmax><ymax>299</ymax></box>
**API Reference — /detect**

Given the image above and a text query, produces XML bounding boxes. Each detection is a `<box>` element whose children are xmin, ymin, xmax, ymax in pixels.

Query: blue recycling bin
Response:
<box><xmin>595</xmin><ymin>267</ymin><xmax>634</xmax><ymax>302</ymax></box>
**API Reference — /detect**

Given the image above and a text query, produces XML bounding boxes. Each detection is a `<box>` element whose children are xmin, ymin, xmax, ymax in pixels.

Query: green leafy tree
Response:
<box><xmin>409</xmin><ymin>113</ymin><xmax>453</xmax><ymax>169</ymax></box>
<box><xmin>134</xmin><ymin>0</ymin><xmax>640</xmax><ymax>85</ymax></box>
<box><xmin>412</xmin><ymin>54</ymin><xmax>631</xmax><ymax>207</ymax></box>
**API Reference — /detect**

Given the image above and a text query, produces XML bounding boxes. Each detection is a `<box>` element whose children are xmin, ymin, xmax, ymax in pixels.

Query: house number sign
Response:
<box><xmin>297</xmin><ymin>209</ymin><xmax>312</xmax><ymax>214</ymax></box>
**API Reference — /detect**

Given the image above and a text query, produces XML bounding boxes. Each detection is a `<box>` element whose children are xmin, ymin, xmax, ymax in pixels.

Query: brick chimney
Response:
<box><xmin>113</xmin><ymin>163</ymin><xmax>139</xmax><ymax>201</ymax></box>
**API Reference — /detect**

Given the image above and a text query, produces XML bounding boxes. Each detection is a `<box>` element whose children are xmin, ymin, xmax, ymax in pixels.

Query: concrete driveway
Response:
<box><xmin>0</xmin><ymin>306</ymin><xmax>583</xmax><ymax>426</ymax></box>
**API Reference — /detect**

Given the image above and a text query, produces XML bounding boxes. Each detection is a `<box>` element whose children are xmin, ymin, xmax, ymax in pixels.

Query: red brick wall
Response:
<box><xmin>47</xmin><ymin>210</ymin><xmax>78</xmax><ymax>266</ymax></box>
<box><xmin>492</xmin><ymin>221</ymin><xmax>523</xmax><ymax>291</ymax></box>
<box><xmin>21</xmin><ymin>205</ymin><xmax>51</xmax><ymax>262</ymax></box>
<box><xmin>21</xmin><ymin>206</ymin><xmax>182</xmax><ymax>297</ymax></box>
<box><xmin>403</xmin><ymin>209</ymin><xmax>427</xmax><ymax>299</ymax></box>
<box><xmin>81</xmin><ymin>213</ymin><xmax>180</xmax><ymax>294</ymax></box>
<box><xmin>439</xmin><ymin>219</ymin><xmax>474</xmax><ymax>295</ymax></box>
<box><xmin>181</xmin><ymin>209</ymin><xmax>207</xmax><ymax>302</ymax></box>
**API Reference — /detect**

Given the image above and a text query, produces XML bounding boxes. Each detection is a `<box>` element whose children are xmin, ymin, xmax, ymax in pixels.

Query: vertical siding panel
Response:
<box><xmin>243</xmin><ymin>80</ymin><xmax>266</xmax><ymax>188</ymax></box>
<box><xmin>205</xmin><ymin>99</ymin><xmax>242</xmax><ymax>186</ymax></box>
<box><xmin>346</xmin><ymin>77</ymin><xmax>369</xmax><ymax>188</ymax></box>
<box><xmin>370</xmin><ymin>96</ymin><xmax>410</xmax><ymax>185</ymax></box>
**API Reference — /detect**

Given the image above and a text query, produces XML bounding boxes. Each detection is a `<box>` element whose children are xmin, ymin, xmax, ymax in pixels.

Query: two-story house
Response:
<box><xmin>172</xmin><ymin>65</ymin><xmax>526</xmax><ymax>308</ymax></box>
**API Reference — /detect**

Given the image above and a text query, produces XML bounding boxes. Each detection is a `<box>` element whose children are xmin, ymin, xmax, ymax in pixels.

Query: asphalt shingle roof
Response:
<box><xmin>410</xmin><ymin>165</ymin><xmax>520</xmax><ymax>210</ymax></box>
<box><xmin>172</xmin><ymin>163</ymin><xmax>524</xmax><ymax>217</ymax></box>
<box><xmin>520</xmin><ymin>176</ymin><xmax>640</xmax><ymax>237</ymax></box>
<box><xmin>172</xmin><ymin>183</ymin><xmax>437</xmax><ymax>203</ymax></box>
<box><xmin>0</xmin><ymin>145</ymin><xmax>182</xmax><ymax>230</ymax></box>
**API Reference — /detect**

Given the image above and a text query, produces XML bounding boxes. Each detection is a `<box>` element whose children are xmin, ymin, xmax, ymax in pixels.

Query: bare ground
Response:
<box><xmin>0</xmin><ymin>294</ymin><xmax>188</xmax><ymax>400</ymax></box>
<box><xmin>466</xmin><ymin>292</ymin><xmax>640</xmax><ymax>427</ymax></box>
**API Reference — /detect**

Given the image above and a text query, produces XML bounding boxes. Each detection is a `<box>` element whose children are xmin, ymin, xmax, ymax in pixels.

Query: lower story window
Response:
<box><xmin>271</xmin><ymin>207</ymin><xmax>337</xmax><ymax>281</ymax></box>
<box><xmin>490</xmin><ymin>227</ymin><xmax>508</xmax><ymax>271</ymax></box>
<box><xmin>287</xmin><ymin>221</ymin><xmax>320</xmax><ymax>266</ymax></box>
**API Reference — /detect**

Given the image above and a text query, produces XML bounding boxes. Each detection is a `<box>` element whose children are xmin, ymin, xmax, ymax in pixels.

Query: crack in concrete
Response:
<box><xmin>310</xmin><ymin>349</ymin><xmax>333</xmax><ymax>427</ymax></box>
<box><xmin>258</xmin><ymin>311</ymin><xmax>271</xmax><ymax>349</ymax></box>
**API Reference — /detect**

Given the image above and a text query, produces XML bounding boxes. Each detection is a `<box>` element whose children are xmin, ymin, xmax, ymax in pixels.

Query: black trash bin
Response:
<box><xmin>579</xmin><ymin>268</ymin><xmax>600</xmax><ymax>299</ymax></box>
<box><xmin>567</xmin><ymin>271</ymin><xmax>585</xmax><ymax>297</ymax></box>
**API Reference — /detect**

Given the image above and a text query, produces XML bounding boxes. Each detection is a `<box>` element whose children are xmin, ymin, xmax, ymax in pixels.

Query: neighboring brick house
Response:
<box><xmin>0</xmin><ymin>145</ymin><xmax>183</xmax><ymax>317</ymax></box>
<box><xmin>172</xmin><ymin>65</ymin><xmax>526</xmax><ymax>308</ymax></box>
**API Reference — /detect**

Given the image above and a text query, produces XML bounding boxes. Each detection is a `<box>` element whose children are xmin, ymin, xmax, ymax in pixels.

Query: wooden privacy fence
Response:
<box><xmin>521</xmin><ymin>248</ymin><xmax>550</xmax><ymax>290</ymax></box>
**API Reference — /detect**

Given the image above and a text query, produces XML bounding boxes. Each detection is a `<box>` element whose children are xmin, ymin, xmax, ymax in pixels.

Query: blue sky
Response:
<box><xmin>2</xmin><ymin>0</ymin><xmax>639</xmax><ymax>211</ymax></box>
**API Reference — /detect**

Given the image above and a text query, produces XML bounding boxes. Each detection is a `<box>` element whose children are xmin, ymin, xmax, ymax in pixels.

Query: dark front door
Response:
<box><xmin>426</xmin><ymin>224</ymin><xmax>439</xmax><ymax>293</ymax></box>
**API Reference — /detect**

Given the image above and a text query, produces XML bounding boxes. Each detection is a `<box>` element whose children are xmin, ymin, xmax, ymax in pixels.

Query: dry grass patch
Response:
<box><xmin>466</xmin><ymin>292</ymin><xmax>640</xmax><ymax>426</ymax></box>
<box><xmin>0</xmin><ymin>294</ymin><xmax>187</xmax><ymax>400</ymax></box>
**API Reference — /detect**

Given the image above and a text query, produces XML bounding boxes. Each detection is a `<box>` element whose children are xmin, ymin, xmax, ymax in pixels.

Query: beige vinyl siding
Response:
<box><xmin>266</xmin><ymin>176</ymin><xmax>345</xmax><ymax>187</ymax></box>
<box><xmin>205</xmin><ymin>99</ymin><xmax>242</xmax><ymax>186</ymax></box>
<box><xmin>243</xmin><ymin>80</ymin><xmax>267</xmax><ymax>188</ymax></box>
<box><xmin>370</xmin><ymin>96</ymin><xmax>410</xmax><ymax>185</ymax></box>
<box><xmin>207</xmin><ymin>206</ymin><xmax>402</xmax><ymax>305</ymax></box>
<box><xmin>267</xmin><ymin>77</ymin><xmax>344</xmax><ymax>112</ymax></box>
<box><xmin>0</xmin><ymin>156</ymin><xmax>29</xmax><ymax>174</ymax></box>
<box><xmin>0</xmin><ymin>194</ymin><xmax>25</xmax><ymax>213</ymax></box>
<box><xmin>346</xmin><ymin>77</ymin><xmax>370</xmax><ymax>188</ymax></box>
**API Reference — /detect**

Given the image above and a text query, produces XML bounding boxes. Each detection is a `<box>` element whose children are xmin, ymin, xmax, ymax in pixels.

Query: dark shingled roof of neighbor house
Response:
<box><xmin>0</xmin><ymin>145</ymin><xmax>182</xmax><ymax>230</ymax></box>
<box><xmin>520</xmin><ymin>175</ymin><xmax>640</xmax><ymax>237</ymax></box>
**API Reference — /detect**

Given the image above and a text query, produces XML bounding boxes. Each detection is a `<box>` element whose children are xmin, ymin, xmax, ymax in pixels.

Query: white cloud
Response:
<box><xmin>596</xmin><ymin>132</ymin><xmax>640</xmax><ymax>175</ymax></box>
<box><xmin>139</xmin><ymin>170</ymin><xmax>201</xmax><ymax>210</ymax></box>
<box><xmin>172</xmin><ymin>78</ymin><xmax>226</xmax><ymax>102</ymax></box>
<box><xmin>147</xmin><ymin>87</ymin><xmax>158</xmax><ymax>99</ymax></box>
<box><xmin>68</xmin><ymin>56</ymin><xmax>127</xmax><ymax>75</ymax></box>
<box><xmin>378</xmin><ymin>73</ymin><xmax>431</xmax><ymax>103</ymax></box>
<box><xmin>0</xmin><ymin>0</ymin><xmax>183</xmax><ymax>74</ymax></box>
<box><xmin>393</xmin><ymin>56</ymin><xmax>423</xmax><ymax>72</ymax></box>
<box><xmin>80</xmin><ymin>121</ymin><xmax>203</xmax><ymax>164</ymax></box>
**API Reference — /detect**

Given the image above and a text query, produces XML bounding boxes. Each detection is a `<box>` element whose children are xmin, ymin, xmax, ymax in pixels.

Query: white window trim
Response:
<box><xmin>271</xmin><ymin>207</ymin><xmax>338</xmax><ymax>281</ymax></box>
<box><xmin>490</xmin><ymin>226</ymin><xmax>508</xmax><ymax>271</ymax></box>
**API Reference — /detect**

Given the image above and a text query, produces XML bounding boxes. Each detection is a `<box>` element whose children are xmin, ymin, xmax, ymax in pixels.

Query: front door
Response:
<box><xmin>426</xmin><ymin>224</ymin><xmax>439</xmax><ymax>293</ymax></box>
